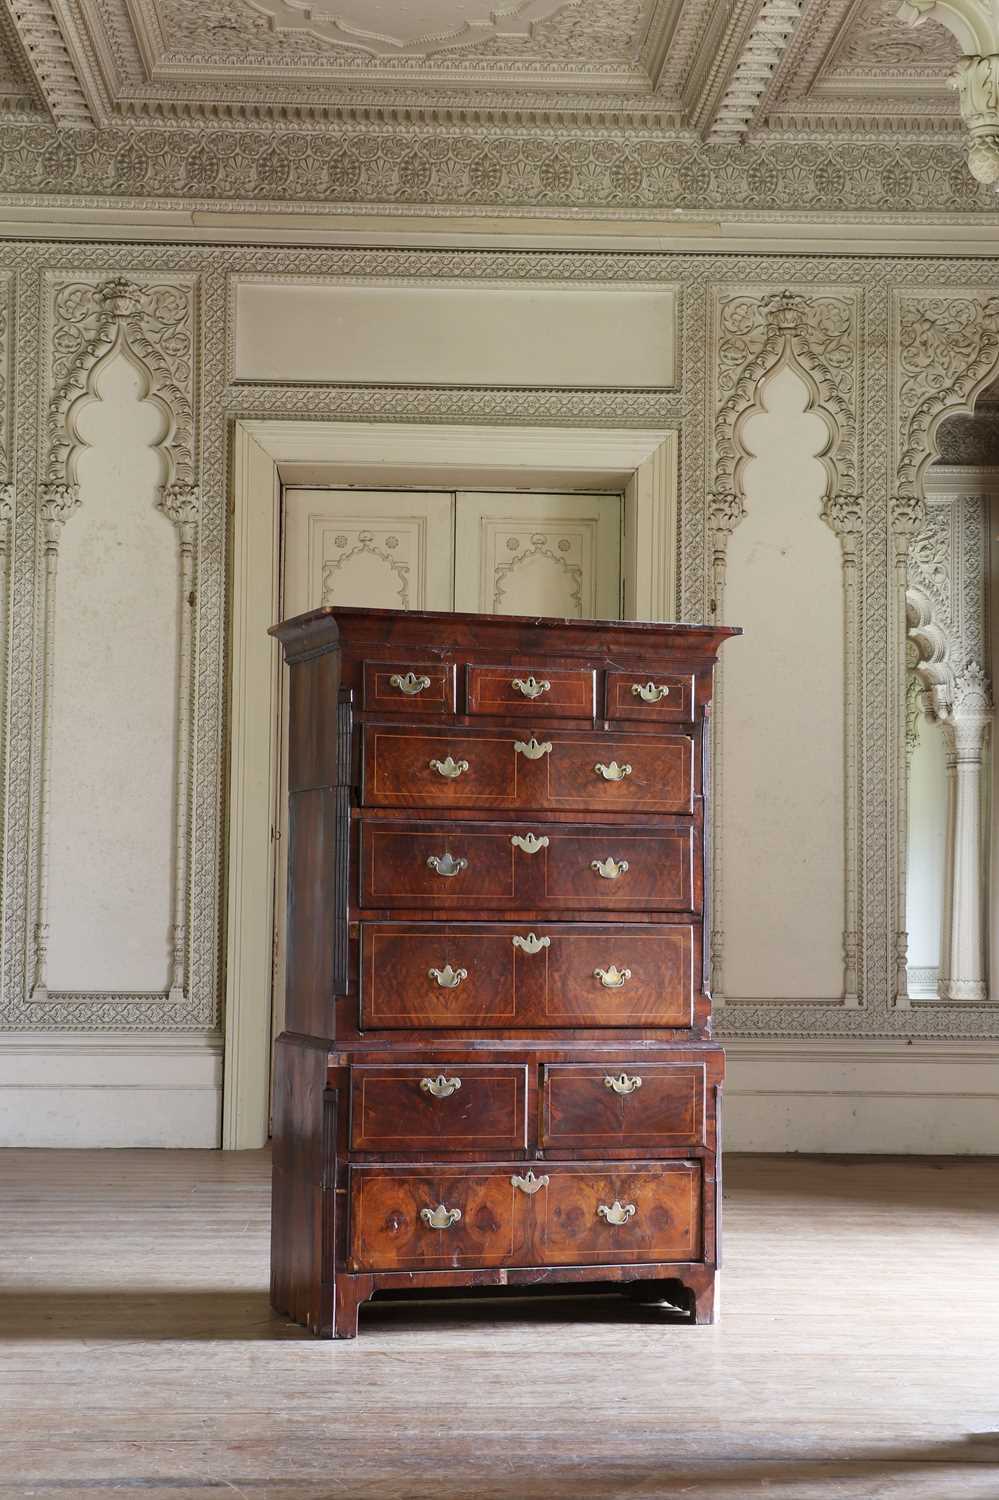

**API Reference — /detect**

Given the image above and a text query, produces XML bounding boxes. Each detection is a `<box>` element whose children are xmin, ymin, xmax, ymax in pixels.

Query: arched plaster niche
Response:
<box><xmin>46</xmin><ymin>348</ymin><xmax>178</xmax><ymax>993</ymax></box>
<box><xmin>31</xmin><ymin>277</ymin><xmax>199</xmax><ymax>1008</ymax></box>
<box><xmin>720</xmin><ymin>358</ymin><xmax>846</xmax><ymax>1001</ymax></box>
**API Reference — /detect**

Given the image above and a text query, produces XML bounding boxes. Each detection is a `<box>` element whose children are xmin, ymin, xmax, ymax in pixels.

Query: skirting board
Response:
<box><xmin>0</xmin><ymin>1032</ymin><xmax>222</xmax><ymax>1147</ymax></box>
<box><xmin>725</xmin><ymin>1039</ymin><xmax>999</xmax><ymax>1154</ymax></box>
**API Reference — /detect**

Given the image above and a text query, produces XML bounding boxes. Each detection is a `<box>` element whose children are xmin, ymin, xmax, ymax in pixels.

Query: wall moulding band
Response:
<box><xmin>707</xmin><ymin>284</ymin><xmax>862</xmax><ymax>1010</ymax></box>
<box><xmin>28</xmin><ymin>272</ymin><xmax>202</xmax><ymax>1017</ymax></box>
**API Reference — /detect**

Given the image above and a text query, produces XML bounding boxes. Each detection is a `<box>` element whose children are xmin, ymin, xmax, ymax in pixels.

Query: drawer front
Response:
<box><xmin>359</xmin><ymin>820</ymin><xmax>695</xmax><ymax>913</ymax></box>
<box><xmin>536</xmin><ymin>1162</ymin><xmax>701</xmax><ymax>1265</ymax></box>
<box><xmin>360</xmin><ymin>923</ymin><xmax>695</xmax><ymax>1029</ymax></box>
<box><xmin>349</xmin><ymin>1166</ymin><xmax>517</xmax><ymax>1271</ymax></box>
<box><xmin>541</xmin><ymin>1063</ymin><xmax>706</xmax><ymax>1149</ymax></box>
<box><xmin>466</xmin><ymin>664</ymin><xmax>596</xmax><ymax>719</ymax></box>
<box><xmin>363</xmin><ymin>660</ymin><xmax>455</xmax><ymax>715</ymax></box>
<box><xmin>362</xmin><ymin>725</ymin><xmax>694</xmax><ymax>815</ymax></box>
<box><xmin>605</xmin><ymin>669</ymin><xmax>695</xmax><ymax>723</ymax></box>
<box><xmin>348</xmin><ymin>1161</ymin><xmax>701</xmax><ymax>1272</ymax></box>
<box><xmin>350</xmin><ymin>1064</ymin><xmax>528</xmax><ymax>1152</ymax></box>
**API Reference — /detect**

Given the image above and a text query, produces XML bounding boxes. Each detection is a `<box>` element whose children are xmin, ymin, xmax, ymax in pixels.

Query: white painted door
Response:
<box><xmin>282</xmin><ymin>490</ymin><xmax>456</xmax><ymax>617</ymax></box>
<box><xmin>453</xmin><ymin>491</ymin><xmax>621</xmax><ymax>618</ymax></box>
<box><xmin>272</xmin><ymin>486</ymin><xmax>621</xmax><ymax>1096</ymax></box>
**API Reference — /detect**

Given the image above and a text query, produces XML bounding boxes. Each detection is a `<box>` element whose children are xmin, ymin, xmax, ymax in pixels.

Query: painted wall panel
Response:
<box><xmin>47</xmin><ymin>354</ymin><xmax>178</xmax><ymax>994</ymax></box>
<box><xmin>721</xmin><ymin>366</ymin><xmax>846</xmax><ymax>1000</ymax></box>
<box><xmin>233</xmin><ymin>279</ymin><xmax>677</xmax><ymax>389</ymax></box>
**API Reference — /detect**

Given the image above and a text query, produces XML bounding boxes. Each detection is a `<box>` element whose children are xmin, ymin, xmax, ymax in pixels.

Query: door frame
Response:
<box><xmin>223</xmin><ymin>418</ymin><xmax>679</xmax><ymax>1149</ymax></box>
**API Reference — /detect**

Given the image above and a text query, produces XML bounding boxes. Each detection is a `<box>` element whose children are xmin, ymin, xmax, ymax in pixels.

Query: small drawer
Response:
<box><xmin>535</xmin><ymin>1161</ymin><xmax>701</xmax><ymax>1266</ymax></box>
<box><xmin>361</xmin><ymin>724</ymin><xmax>694</xmax><ymax>815</ymax></box>
<box><xmin>363</xmin><ymin>660</ymin><xmax>455</xmax><ymax>714</ymax></box>
<box><xmin>360</xmin><ymin>922</ymin><xmax>696</xmax><ymax>1029</ymax></box>
<box><xmin>349</xmin><ymin>1063</ymin><xmax>528</xmax><ymax>1152</ymax></box>
<box><xmin>466</xmin><ymin>663</ymin><xmax>596</xmax><ymax>719</ymax></box>
<box><xmin>358</xmin><ymin>819</ymin><xmax>695</xmax><ymax>913</ymax></box>
<box><xmin>349</xmin><ymin>1165</ymin><xmax>518</xmax><ymax>1271</ymax></box>
<box><xmin>605</xmin><ymin>669</ymin><xmax>695</xmax><ymax>722</ymax></box>
<box><xmin>541</xmin><ymin>1063</ymin><xmax>706</xmax><ymax>1149</ymax></box>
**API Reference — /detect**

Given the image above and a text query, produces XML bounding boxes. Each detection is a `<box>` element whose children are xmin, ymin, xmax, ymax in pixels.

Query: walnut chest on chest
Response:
<box><xmin>269</xmin><ymin>606</ymin><xmax>738</xmax><ymax>1337</ymax></box>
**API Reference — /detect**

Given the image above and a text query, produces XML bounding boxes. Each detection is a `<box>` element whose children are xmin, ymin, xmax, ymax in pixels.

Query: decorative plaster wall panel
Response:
<box><xmin>0</xmin><ymin>240</ymin><xmax>998</xmax><ymax>1064</ymax></box>
<box><xmin>232</xmin><ymin>277</ymin><xmax>678</xmax><ymax>389</ymax></box>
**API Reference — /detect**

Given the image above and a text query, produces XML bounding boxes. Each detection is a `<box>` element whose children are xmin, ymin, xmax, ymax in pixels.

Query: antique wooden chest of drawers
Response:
<box><xmin>269</xmin><ymin>606</ymin><xmax>738</xmax><ymax>1338</ymax></box>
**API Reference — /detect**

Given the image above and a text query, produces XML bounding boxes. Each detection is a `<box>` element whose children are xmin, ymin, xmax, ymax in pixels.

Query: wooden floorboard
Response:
<box><xmin>2</xmin><ymin>1149</ymin><xmax>998</xmax><ymax>1499</ymax></box>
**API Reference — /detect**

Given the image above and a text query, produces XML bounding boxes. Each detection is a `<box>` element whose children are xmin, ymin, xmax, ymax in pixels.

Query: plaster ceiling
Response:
<box><xmin>0</xmin><ymin>0</ymin><xmax>964</xmax><ymax>133</ymax></box>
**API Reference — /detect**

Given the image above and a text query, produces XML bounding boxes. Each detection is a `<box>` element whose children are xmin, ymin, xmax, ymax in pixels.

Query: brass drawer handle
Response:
<box><xmin>428</xmin><ymin>964</ymin><xmax>468</xmax><ymax>989</ymax></box>
<box><xmin>591</xmin><ymin>856</ymin><xmax>629</xmax><ymax>880</ymax></box>
<box><xmin>604</xmin><ymin>1072</ymin><xmax>642</xmax><ymax>1095</ymax></box>
<box><xmin>514</xmin><ymin>737</ymin><xmax>552</xmax><ymax>760</ymax></box>
<box><xmin>513</xmin><ymin>932</ymin><xmax>550</xmax><ymax>954</ymax></box>
<box><xmin>420</xmin><ymin>1074</ymin><xmax>462</xmax><ymax>1099</ymax></box>
<box><xmin>511</xmin><ymin>675</ymin><xmax>550</xmax><ymax>699</ymax></box>
<box><xmin>429</xmin><ymin>756</ymin><xmax>469</xmax><ymax>779</ymax></box>
<box><xmin>420</xmin><ymin>1204</ymin><xmax>462</xmax><ymax>1230</ymax></box>
<box><xmin>390</xmin><ymin>671</ymin><xmax>432</xmax><ymax>696</ymax></box>
<box><xmin>512</xmin><ymin>832</ymin><xmax>549</xmax><ymax>854</ymax></box>
<box><xmin>594</xmin><ymin>965</ymin><xmax>632</xmax><ymax>989</ymax></box>
<box><xmin>511</xmin><ymin>1170</ymin><xmax>549</xmax><ymax>1195</ymax></box>
<box><xmin>595</xmin><ymin>761</ymin><xmax>632</xmax><ymax>782</ymax></box>
<box><xmin>427</xmin><ymin>852</ymin><xmax>468</xmax><ymax>878</ymax></box>
<box><xmin>597</xmin><ymin>1200</ymin><xmax>637</xmax><ymax>1226</ymax></box>
<box><xmin>631</xmin><ymin>681</ymin><xmax>670</xmax><ymax>704</ymax></box>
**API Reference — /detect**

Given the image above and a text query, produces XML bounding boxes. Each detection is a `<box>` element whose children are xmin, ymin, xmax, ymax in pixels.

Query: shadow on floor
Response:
<box><xmin>0</xmin><ymin>1282</ymin><xmax>698</xmax><ymax>1342</ymax></box>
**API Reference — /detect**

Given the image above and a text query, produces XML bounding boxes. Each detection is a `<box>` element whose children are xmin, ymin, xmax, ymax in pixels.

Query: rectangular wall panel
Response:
<box><xmin>233</xmin><ymin>279</ymin><xmax>677</xmax><ymax>389</ymax></box>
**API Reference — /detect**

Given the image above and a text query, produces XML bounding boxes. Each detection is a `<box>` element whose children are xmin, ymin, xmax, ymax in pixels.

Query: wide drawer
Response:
<box><xmin>541</xmin><ymin>1063</ymin><xmax>706</xmax><ymax>1149</ymax></box>
<box><xmin>363</xmin><ymin>660</ymin><xmax>456</xmax><ymax>715</ymax></box>
<box><xmin>465</xmin><ymin>663</ymin><xmax>596</xmax><ymax>719</ymax></box>
<box><xmin>349</xmin><ymin>1063</ymin><xmax>528</xmax><ymax>1152</ymax></box>
<box><xmin>605</xmin><ymin>668</ymin><xmax>695</xmax><ymax>723</ymax></box>
<box><xmin>347</xmin><ymin>1160</ymin><xmax>702</xmax><ymax>1272</ymax></box>
<box><xmin>359</xmin><ymin>922</ymin><xmax>695</xmax><ymax>1029</ymax></box>
<box><xmin>358</xmin><ymin>819</ymin><xmax>695</xmax><ymax>912</ymax></box>
<box><xmin>362</xmin><ymin>725</ymin><xmax>694</xmax><ymax>815</ymax></box>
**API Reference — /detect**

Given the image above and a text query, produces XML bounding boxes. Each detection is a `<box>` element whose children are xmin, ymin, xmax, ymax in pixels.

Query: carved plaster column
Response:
<box><xmin>937</xmin><ymin>663</ymin><xmax>992</xmax><ymax>1000</ymax></box>
<box><xmin>705</xmin><ymin>490</ymin><xmax>746</xmax><ymax>1004</ymax></box>
<box><xmin>158</xmin><ymin>482</ymin><xmax>200</xmax><ymax>1004</ymax></box>
<box><xmin>891</xmin><ymin>493</ymin><xmax>928</xmax><ymax>1006</ymax></box>
<box><xmin>31</xmin><ymin>482</ymin><xmax>81</xmax><ymax>999</ymax></box>
<box><xmin>822</xmin><ymin>492</ymin><xmax>864</xmax><ymax>1006</ymax></box>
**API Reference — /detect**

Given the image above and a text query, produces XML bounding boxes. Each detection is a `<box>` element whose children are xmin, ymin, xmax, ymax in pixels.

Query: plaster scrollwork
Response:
<box><xmin>709</xmin><ymin>284</ymin><xmax>862</xmax><ymax>1008</ymax></box>
<box><xmin>30</xmin><ymin>272</ymin><xmax>199</xmax><ymax>1008</ymax></box>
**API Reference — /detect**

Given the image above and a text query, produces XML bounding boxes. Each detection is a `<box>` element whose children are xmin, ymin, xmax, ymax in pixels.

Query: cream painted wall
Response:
<box><xmin>1</xmin><ymin>240</ymin><xmax>996</xmax><ymax>1153</ymax></box>
<box><xmin>721</xmin><ymin>366</ymin><xmax>846</xmax><ymax>1000</ymax></box>
<box><xmin>48</xmin><ymin>354</ymin><xmax>178</xmax><ymax>994</ymax></box>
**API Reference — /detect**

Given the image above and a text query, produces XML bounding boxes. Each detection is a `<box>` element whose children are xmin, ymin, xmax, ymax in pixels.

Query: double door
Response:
<box><xmin>273</xmin><ymin>487</ymin><xmax>623</xmax><ymax>1056</ymax></box>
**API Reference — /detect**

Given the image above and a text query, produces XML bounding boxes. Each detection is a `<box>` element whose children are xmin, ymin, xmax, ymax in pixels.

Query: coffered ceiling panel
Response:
<box><xmin>0</xmin><ymin>0</ymin><xmax>984</xmax><ymax>217</ymax></box>
<box><xmin>764</xmin><ymin>0</ymin><xmax>961</xmax><ymax>131</ymax></box>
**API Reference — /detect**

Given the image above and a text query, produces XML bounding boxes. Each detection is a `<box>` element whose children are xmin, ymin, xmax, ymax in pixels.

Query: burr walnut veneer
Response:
<box><xmin>269</xmin><ymin>606</ymin><xmax>738</xmax><ymax>1338</ymax></box>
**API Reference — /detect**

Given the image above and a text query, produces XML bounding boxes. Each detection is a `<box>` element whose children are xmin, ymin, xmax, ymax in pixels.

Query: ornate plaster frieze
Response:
<box><xmin>27</xmin><ymin>269</ymin><xmax>201</xmax><ymax>1017</ymax></box>
<box><xmin>0</xmin><ymin>122</ymin><xmax>990</xmax><ymax>217</ymax></box>
<box><xmin>708</xmin><ymin>283</ymin><xmax>862</xmax><ymax>1008</ymax></box>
